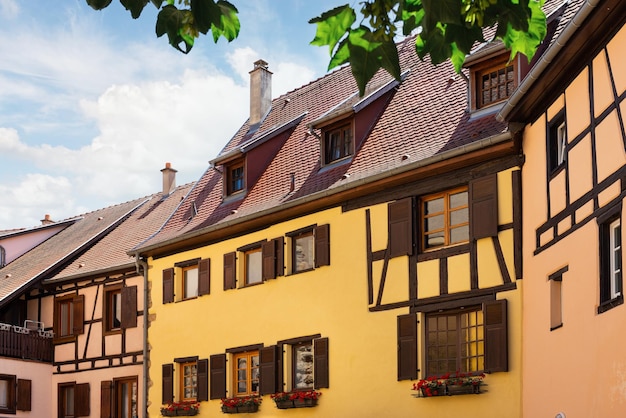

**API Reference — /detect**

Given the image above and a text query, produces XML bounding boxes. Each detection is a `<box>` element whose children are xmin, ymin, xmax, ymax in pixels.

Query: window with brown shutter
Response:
<box><xmin>163</xmin><ymin>268</ymin><xmax>175</xmax><ymax>304</ymax></box>
<box><xmin>470</xmin><ymin>174</ymin><xmax>499</xmax><ymax>240</ymax></box>
<box><xmin>0</xmin><ymin>374</ymin><xmax>16</xmax><ymax>414</ymax></box>
<box><xmin>103</xmin><ymin>284</ymin><xmax>123</xmax><ymax>334</ymax></box>
<box><xmin>16</xmin><ymin>379</ymin><xmax>31</xmax><ymax>412</ymax></box>
<box><xmin>262</xmin><ymin>241</ymin><xmax>277</xmax><ymax>280</ymax></box>
<box><xmin>397</xmin><ymin>314</ymin><xmax>417</xmax><ymax>381</ymax></box>
<box><xmin>388</xmin><ymin>197</ymin><xmax>414</xmax><ymax>257</ymax></box>
<box><xmin>162</xmin><ymin>364</ymin><xmax>174</xmax><ymax>404</ymax></box>
<box><xmin>100</xmin><ymin>381</ymin><xmax>112</xmax><ymax>418</ymax></box>
<box><xmin>420</xmin><ymin>187</ymin><xmax>469</xmax><ymax>251</ymax></box>
<box><xmin>313</xmin><ymin>337</ymin><xmax>329</xmax><ymax>389</ymax></box>
<box><xmin>54</xmin><ymin>294</ymin><xmax>85</xmax><ymax>343</ymax></box>
<box><xmin>484</xmin><ymin>299</ymin><xmax>508</xmax><ymax>372</ymax></box>
<box><xmin>210</xmin><ymin>354</ymin><xmax>227</xmax><ymax>400</ymax></box>
<box><xmin>198</xmin><ymin>259</ymin><xmax>211</xmax><ymax>296</ymax></box>
<box><xmin>72</xmin><ymin>295</ymin><xmax>85</xmax><ymax>336</ymax></box>
<box><xmin>121</xmin><ymin>285</ymin><xmax>137</xmax><ymax>329</ymax></box>
<box><xmin>259</xmin><ymin>346</ymin><xmax>278</xmax><ymax>395</ymax></box>
<box><xmin>223</xmin><ymin>252</ymin><xmax>237</xmax><ymax>290</ymax></box>
<box><xmin>314</xmin><ymin>224</ymin><xmax>330</xmax><ymax>267</ymax></box>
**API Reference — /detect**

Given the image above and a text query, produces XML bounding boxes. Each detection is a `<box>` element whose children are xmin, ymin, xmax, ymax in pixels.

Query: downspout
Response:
<box><xmin>135</xmin><ymin>256</ymin><xmax>149</xmax><ymax>418</ymax></box>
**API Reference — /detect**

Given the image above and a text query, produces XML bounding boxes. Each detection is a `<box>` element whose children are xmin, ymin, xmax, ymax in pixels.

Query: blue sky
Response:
<box><xmin>0</xmin><ymin>0</ymin><xmax>345</xmax><ymax>229</ymax></box>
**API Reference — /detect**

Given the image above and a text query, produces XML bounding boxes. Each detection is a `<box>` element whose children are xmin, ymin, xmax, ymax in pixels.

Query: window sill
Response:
<box><xmin>417</xmin><ymin>243</ymin><xmax>470</xmax><ymax>262</ymax></box>
<box><xmin>598</xmin><ymin>295</ymin><xmax>623</xmax><ymax>314</ymax></box>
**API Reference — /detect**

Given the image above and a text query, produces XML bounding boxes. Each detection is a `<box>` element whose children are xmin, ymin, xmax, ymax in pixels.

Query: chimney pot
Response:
<box><xmin>161</xmin><ymin>163</ymin><xmax>178</xmax><ymax>196</ymax></box>
<box><xmin>249</xmin><ymin>59</ymin><xmax>272</xmax><ymax>128</ymax></box>
<box><xmin>41</xmin><ymin>214</ymin><xmax>54</xmax><ymax>225</ymax></box>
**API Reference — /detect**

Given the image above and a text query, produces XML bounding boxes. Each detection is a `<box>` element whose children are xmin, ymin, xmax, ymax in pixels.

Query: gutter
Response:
<box><xmin>134</xmin><ymin>131</ymin><xmax>512</xmax><ymax>256</ymax></box>
<box><xmin>497</xmin><ymin>0</ymin><xmax>599</xmax><ymax>122</ymax></box>
<box><xmin>135</xmin><ymin>257</ymin><xmax>150</xmax><ymax>418</ymax></box>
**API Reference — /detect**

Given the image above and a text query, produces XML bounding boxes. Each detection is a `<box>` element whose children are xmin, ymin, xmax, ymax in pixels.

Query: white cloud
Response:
<box><xmin>0</xmin><ymin>0</ymin><xmax>18</xmax><ymax>19</ymax></box>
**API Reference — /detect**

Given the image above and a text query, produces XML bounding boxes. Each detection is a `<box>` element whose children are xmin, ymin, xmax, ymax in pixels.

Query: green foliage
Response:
<box><xmin>87</xmin><ymin>0</ymin><xmax>547</xmax><ymax>95</ymax></box>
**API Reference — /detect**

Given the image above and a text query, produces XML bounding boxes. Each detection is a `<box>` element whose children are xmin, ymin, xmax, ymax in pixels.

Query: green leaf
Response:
<box><xmin>156</xmin><ymin>5</ymin><xmax>193</xmax><ymax>53</ymax></box>
<box><xmin>444</xmin><ymin>23</ymin><xmax>483</xmax><ymax>55</ymax></box>
<box><xmin>211</xmin><ymin>0</ymin><xmax>240</xmax><ymax>42</ymax></box>
<box><xmin>415</xmin><ymin>24</ymin><xmax>451</xmax><ymax>65</ymax></box>
<box><xmin>120</xmin><ymin>0</ymin><xmax>149</xmax><ymax>19</ymax></box>
<box><xmin>85</xmin><ymin>0</ymin><xmax>113</xmax><ymax>10</ymax></box>
<box><xmin>310</xmin><ymin>5</ymin><xmax>356</xmax><ymax>54</ymax></box>
<box><xmin>192</xmin><ymin>0</ymin><xmax>220</xmax><ymax>34</ymax></box>
<box><xmin>150</xmin><ymin>0</ymin><xmax>164</xmax><ymax>8</ymax></box>
<box><xmin>448</xmin><ymin>42</ymin><xmax>465</xmax><ymax>73</ymax></box>
<box><xmin>501</xmin><ymin>0</ymin><xmax>546</xmax><ymax>61</ymax></box>
<box><xmin>328</xmin><ymin>38</ymin><xmax>350</xmax><ymax>70</ymax></box>
<box><xmin>422</xmin><ymin>0</ymin><xmax>462</xmax><ymax>25</ymax></box>
<box><xmin>400</xmin><ymin>0</ymin><xmax>425</xmax><ymax>36</ymax></box>
<box><xmin>348</xmin><ymin>28</ymin><xmax>384</xmax><ymax>96</ymax></box>
<box><xmin>378</xmin><ymin>38</ymin><xmax>401</xmax><ymax>81</ymax></box>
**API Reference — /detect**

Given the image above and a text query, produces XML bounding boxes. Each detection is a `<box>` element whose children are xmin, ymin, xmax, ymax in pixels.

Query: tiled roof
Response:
<box><xmin>136</xmin><ymin>35</ymin><xmax>508</xmax><ymax>252</ymax></box>
<box><xmin>0</xmin><ymin>182</ymin><xmax>190</xmax><ymax>305</ymax></box>
<box><xmin>44</xmin><ymin>184</ymin><xmax>193</xmax><ymax>284</ymax></box>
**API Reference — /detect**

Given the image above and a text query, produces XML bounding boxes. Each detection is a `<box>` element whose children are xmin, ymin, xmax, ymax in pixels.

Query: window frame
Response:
<box><xmin>598</xmin><ymin>205</ymin><xmax>623</xmax><ymax>313</ymax></box>
<box><xmin>420</xmin><ymin>186</ymin><xmax>469</xmax><ymax>252</ymax></box>
<box><xmin>0</xmin><ymin>374</ymin><xmax>16</xmax><ymax>415</ymax></box>
<box><xmin>114</xmin><ymin>376</ymin><xmax>138</xmax><ymax>418</ymax></box>
<box><xmin>548</xmin><ymin>110</ymin><xmax>567</xmax><ymax>175</ymax></box>
<box><xmin>243</xmin><ymin>247</ymin><xmax>263</xmax><ymax>286</ymax></box>
<box><xmin>232</xmin><ymin>351</ymin><xmax>260</xmax><ymax>397</ymax></box>
<box><xmin>58</xmin><ymin>381</ymin><xmax>89</xmax><ymax>418</ymax></box>
<box><xmin>286</xmin><ymin>224</ymin><xmax>331</xmax><ymax>274</ymax></box>
<box><xmin>226</xmin><ymin>159</ymin><xmax>245</xmax><ymax>196</ymax></box>
<box><xmin>103</xmin><ymin>284</ymin><xmax>122</xmax><ymax>335</ymax></box>
<box><xmin>182</xmin><ymin>265</ymin><xmax>199</xmax><ymax>300</ymax></box>
<box><xmin>291</xmin><ymin>341</ymin><xmax>315</xmax><ymax>391</ymax></box>
<box><xmin>180</xmin><ymin>361</ymin><xmax>198</xmax><ymax>402</ymax></box>
<box><xmin>291</xmin><ymin>230</ymin><xmax>315</xmax><ymax>273</ymax></box>
<box><xmin>424</xmin><ymin>306</ymin><xmax>485</xmax><ymax>377</ymax></box>
<box><xmin>54</xmin><ymin>294</ymin><xmax>84</xmax><ymax>343</ymax></box>
<box><xmin>471</xmin><ymin>56</ymin><xmax>518</xmax><ymax>110</ymax></box>
<box><xmin>549</xmin><ymin>267</ymin><xmax>567</xmax><ymax>331</ymax></box>
<box><xmin>321</xmin><ymin>120</ymin><xmax>354</xmax><ymax>166</ymax></box>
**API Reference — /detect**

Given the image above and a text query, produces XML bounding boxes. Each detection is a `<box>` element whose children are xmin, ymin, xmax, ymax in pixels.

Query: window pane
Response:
<box><xmin>0</xmin><ymin>380</ymin><xmax>7</xmax><ymax>407</ymax></box>
<box><xmin>450</xmin><ymin>208</ymin><xmax>468</xmax><ymax>226</ymax></box>
<box><xmin>60</xmin><ymin>302</ymin><xmax>70</xmax><ymax>336</ymax></box>
<box><xmin>294</xmin><ymin>234</ymin><xmax>314</xmax><ymax>272</ymax></box>
<box><xmin>450</xmin><ymin>226</ymin><xmax>469</xmax><ymax>244</ymax></box>
<box><xmin>246</xmin><ymin>250</ymin><xmax>262</xmax><ymax>284</ymax></box>
<box><xmin>424</xmin><ymin>198</ymin><xmax>443</xmax><ymax>215</ymax></box>
<box><xmin>64</xmin><ymin>387</ymin><xmax>74</xmax><ymax>415</ymax></box>
<box><xmin>449</xmin><ymin>191</ymin><xmax>467</xmax><ymax>209</ymax></box>
<box><xmin>293</xmin><ymin>343</ymin><xmax>314</xmax><ymax>389</ymax></box>
<box><xmin>184</xmin><ymin>267</ymin><xmax>199</xmax><ymax>299</ymax></box>
<box><xmin>112</xmin><ymin>291</ymin><xmax>122</xmax><ymax>329</ymax></box>
<box><xmin>424</xmin><ymin>214</ymin><xmax>443</xmax><ymax>232</ymax></box>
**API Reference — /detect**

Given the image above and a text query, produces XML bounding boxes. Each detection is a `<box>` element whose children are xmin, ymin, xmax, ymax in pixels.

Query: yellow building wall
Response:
<box><xmin>522</xmin><ymin>24</ymin><xmax>626</xmax><ymax>418</ymax></box>
<box><xmin>147</xmin><ymin>169</ymin><xmax>523</xmax><ymax>418</ymax></box>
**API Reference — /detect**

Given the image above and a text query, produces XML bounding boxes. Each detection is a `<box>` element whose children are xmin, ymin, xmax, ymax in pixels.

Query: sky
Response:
<box><xmin>0</xmin><ymin>0</ymin><xmax>344</xmax><ymax>230</ymax></box>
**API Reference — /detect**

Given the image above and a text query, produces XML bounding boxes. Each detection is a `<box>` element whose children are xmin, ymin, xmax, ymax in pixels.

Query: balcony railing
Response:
<box><xmin>0</xmin><ymin>323</ymin><xmax>53</xmax><ymax>363</ymax></box>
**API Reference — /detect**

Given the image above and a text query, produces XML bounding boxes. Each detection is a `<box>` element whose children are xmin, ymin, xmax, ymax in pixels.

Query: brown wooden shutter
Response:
<box><xmin>100</xmin><ymin>381</ymin><xmax>112</xmax><ymax>418</ymax></box>
<box><xmin>72</xmin><ymin>295</ymin><xmax>85</xmax><ymax>335</ymax></box>
<box><xmin>484</xmin><ymin>299</ymin><xmax>508</xmax><ymax>372</ymax></box>
<box><xmin>210</xmin><ymin>354</ymin><xmax>227</xmax><ymax>400</ymax></box>
<box><xmin>121</xmin><ymin>285</ymin><xmax>138</xmax><ymax>329</ymax></box>
<box><xmin>16</xmin><ymin>379</ymin><xmax>31</xmax><ymax>411</ymax></box>
<box><xmin>75</xmin><ymin>383</ymin><xmax>90</xmax><ymax>417</ymax></box>
<box><xmin>314</xmin><ymin>337</ymin><xmax>329</xmax><ymax>389</ymax></box>
<box><xmin>314</xmin><ymin>224</ymin><xmax>330</xmax><ymax>267</ymax></box>
<box><xmin>163</xmin><ymin>268</ymin><xmax>175</xmax><ymax>304</ymax></box>
<box><xmin>259</xmin><ymin>346</ymin><xmax>277</xmax><ymax>395</ymax></box>
<box><xmin>198</xmin><ymin>259</ymin><xmax>211</xmax><ymax>296</ymax></box>
<box><xmin>197</xmin><ymin>358</ymin><xmax>209</xmax><ymax>401</ymax></box>
<box><xmin>470</xmin><ymin>174</ymin><xmax>498</xmax><ymax>240</ymax></box>
<box><xmin>397</xmin><ymin>313</ymin><xmax>417</xmax><ymax>380</ymax></box>
<box><xmin>223</xmin><ymin>252</ymin><xmax>237</xmax><ymax>290</ymax></box>
<box><xmin>261</xmin><ymin>240</ymin><xmax>276</xmax><ymax>280</ymax></box>
<box><xmin>162</xmin><ymin>363</ymin><xmax>174</xmax><ymax>404</ymax></box>
<box><xmin>388</xmin><ymin>198</ymin><xmax>414</xmax><ymax>257</ymax></box>
<box><xmin>275</xmin><ymin>237</ymin><xmax>284</xmax><ymax>277</ymax></box>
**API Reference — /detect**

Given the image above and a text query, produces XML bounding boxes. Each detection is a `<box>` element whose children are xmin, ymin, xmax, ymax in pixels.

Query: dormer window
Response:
<box><xmin>226</xmin><ymin>159</ymin><xmax>245</xmax><ymax>195</ymax></box>
<box><xmin>323</xmin><ymin>121</ymin><xmax>353</xmax><ymax>165</ymax></box>
<box><xmin>469</xmin><ymin>53</ymin><xmax>518</xmax><ymax>111</ymax></box>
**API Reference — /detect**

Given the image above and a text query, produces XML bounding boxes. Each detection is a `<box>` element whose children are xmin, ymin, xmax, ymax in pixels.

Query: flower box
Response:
<box><xmin>275</xmin><ymin>398</ymin><xmax>318</xmax><ymax>409</ymax></box>
<box><xmin>160</xmin><ymin>401</ymin><xmax>200</xmax><ymax>416</ymax></box>
<box><xmin>446</xmin><ymin>383</ymin><xmax>481</xmax><ymax>395</ymax></box>
<box><xmin>161</xmin><ymin>409</ymin><xmax>199</xmax><ymax>416</ymax></box>
<box><xmin>413</xmin><ymin>372</ymin><xmax>485</xmax><ymax>398</ymax></box>
<box><xmin>221</xmin><ymin>404</ymin><xmax>259</xmax><ymax>414</ymax></box>
<box><xmin>420</xmin><ymin>387</ymin><xmax>445</xmax><ymax>397</ymax></box>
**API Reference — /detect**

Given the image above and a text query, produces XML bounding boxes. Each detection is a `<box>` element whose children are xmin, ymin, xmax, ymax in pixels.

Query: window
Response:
<box><xmin>475</xmin><ymin>59</ymin><xmax>517</xmax><ymax>109</ymax></box>
<box><xmin>233</xmin><ymin>351</ymin><xmax>259</xmax><ymax>396</ymax></box>
<box><xmin>286</xmin><ymin>224</ymin><xmax>330</xmax><ymax>274</ymax></box>
<box><xmin>244</xmin><ymin>248</ymin><xmax>262</xmax><ymax>285</ymax></box>
<box><xmin>226</xmin><ymin>160</ymin><xmax>245</xmax><ymax>195</ymax></box>
<box><xmin>425</xmin><ymin>308</ymin><xmax>484</xmax><ymax>376</ymax></box>
<box><xmin>599</xmin><ymin>208</ymin><xmax>623</xmax><ymax>313</ymax></box>
<box><xmin>292</xmin><ymin>342</ymin><xmax>314</xmax><ymax>390</ymax></box>
<box><xmin>183</xmin><ymin>265</ymin><xmax>199</xmax><ymax>299</ymax></box>
<box><xmin>421</xmin><ymin>187</ymin><xmax>469</xmax><ymax>250</ymax></box>
<box><xmin>115</xmin><ymin>377</ymin><xmax>138</xmax><ymax>418</ymax></box>
<box><xmin>549</xmin><ymin>267</ymin><xmax>567</xmax><ymax>330</ymax></box>
<box><xmin>58</xmin><ymin>382</ymin><xmax>90</xmax><ymax>418</ymax></box>
<box><xmin>104</xmin><ymin>285</ymin><xmax>122</xmax><ymax>332</ymax></box>
<box><xmin>103</xmin><ymin>285</ymin><xmax>137</xmax><ymax>334</ymax></box>
<box><xmin>323</xmin><ymin>122</ymin><xmax>353</xmax><ymax>165</ymax></box>
<box><xmin>0</xmin><ymin>374</ymin><xmax>15</xmax><ymax>414</ymax></box>
<box><xmin>54</xmin><ymin>295</ymin><xmax>84</xmax><ymax>342</ymax></box>
<box><xmin>397</xmin><ymin>300</ymin><xmax>508</xmax><ymax>381</ymax></box>
<box><xmin>181</xmin><ymin>361</ymin><xmax>198</xmax><ymax>401</ymax></box>
<box><xmin>548</xmin><ymin>111</ymin><xmax>567</xmax><ymax>173</ymax></box>
<box><xmin>293</xmin><ymin>232</ymin><xmax>314</xmax><ymax>272</ymax></box>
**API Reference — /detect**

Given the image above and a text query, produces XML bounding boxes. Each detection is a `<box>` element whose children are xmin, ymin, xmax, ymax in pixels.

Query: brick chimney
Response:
<box><xmin>161</xmin><ymin>162</ymin><xmax>177</xmax><ymax>196</ymax></box>
<box><xmin>249</xmin><ymin>59</ymin><xmax>272</xmax><ymax>128</ymax></box>
<box><xmin>40</xmin><ymin>214</ymin><xmax>54</xmax><ymax>225</ymax></box>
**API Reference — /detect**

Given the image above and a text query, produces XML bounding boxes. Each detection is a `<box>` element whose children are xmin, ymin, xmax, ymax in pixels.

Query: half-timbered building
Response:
<box><xmin>133</xmin><ymin>4</ymin><xmax>577</xmax><ymax>415</ymax></box>
<box><xmin>499</xmin><ymin>0</ymin><xmax>626</xmax><ymax>416</ymax></box>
